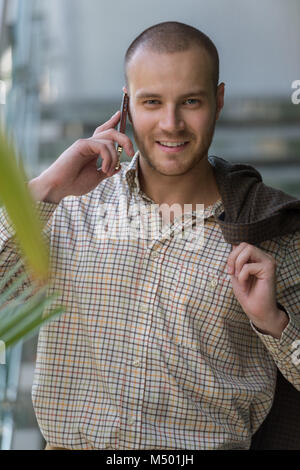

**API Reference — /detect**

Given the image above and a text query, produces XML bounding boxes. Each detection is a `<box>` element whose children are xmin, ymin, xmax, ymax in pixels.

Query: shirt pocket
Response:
<box><xmin>163</xmin><ymin>261</ymin><xmax>234</xmax><ymax>351</ymax></box>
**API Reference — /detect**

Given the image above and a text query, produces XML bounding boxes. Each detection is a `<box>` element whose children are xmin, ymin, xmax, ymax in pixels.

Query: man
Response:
<box><xmin>1</xmin><ymin>21</ymin><xmax>300</xmax><ymax>450</ymax></box>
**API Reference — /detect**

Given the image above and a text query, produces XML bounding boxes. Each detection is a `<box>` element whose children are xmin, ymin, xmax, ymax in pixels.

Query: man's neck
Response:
<box><xmin>137</xmin><ymin>154</ymin><xmax>221</xmax><ymax>211</ymax></box>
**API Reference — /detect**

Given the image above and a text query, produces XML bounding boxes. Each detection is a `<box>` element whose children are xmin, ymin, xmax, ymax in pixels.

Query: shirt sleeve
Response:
<box><xmin>0</xmin><ymin>201</ymin><xmax>58</xmax><ymax>295</ymax></box>
<box><xmin>0</xmin><ymin>201</ymin><xmax>58</xmax><ymax>242</ymax></box>
<box><xmin>250</xmin><ymin>231</ymin><xmax>300</xmax><ymax>391</ymax></box>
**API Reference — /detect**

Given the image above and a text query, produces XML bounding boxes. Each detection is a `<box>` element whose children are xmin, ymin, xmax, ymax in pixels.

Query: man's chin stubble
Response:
<box><xmin>141</xmin><ymin>153</ymin><xmax>210</xmax><ymax>177</ymax></box>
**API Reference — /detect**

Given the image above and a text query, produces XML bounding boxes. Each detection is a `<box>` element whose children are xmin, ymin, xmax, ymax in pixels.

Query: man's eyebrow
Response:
<box><xmin>135</xmin><ymin>90</ymin><xmax>208</xmax><ymax>99</ymax></box>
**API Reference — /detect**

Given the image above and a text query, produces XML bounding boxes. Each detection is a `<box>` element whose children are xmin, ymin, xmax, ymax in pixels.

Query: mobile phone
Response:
<box><xmin>115</xmin><ymin>92</ymin><xmax>129</xmax><ymax>170</ymax></box>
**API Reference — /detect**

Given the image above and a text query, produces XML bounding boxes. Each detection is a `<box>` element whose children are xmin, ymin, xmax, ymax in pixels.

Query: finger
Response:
<box><xmin>230</xmin><ymin>263</ymin><xmax>257</xmax><ymax>294</ymax></box>
<box><xmin>234</xmin><ymin>246</ymin><xmax>255</xmax><ymax>276</ymax></box>
<box><xmin>95</xmin><ymin>141</ymin><xmax>114</xmax><ymax>174</ymax></box>
<box><xmin>106</xmin><ymin>141</ymin><xmax>121</xmax><ymax>175</ymax></box>
<box><xmin>92</xmin><ymin>111</ymin><xmax>121</xmax><ymax>136</ymax></box>
<box><xmin>227</xmin><ymin>242</ymin><xmax>248</xmax><ymax>273</ymax></box>
<box><xmin>97</xmin><ymin>162</ymin><xmax>122</xmax><ymax>179</ymax></box>
<box><xmin>75</xmin><ymin>138</ymin><xmax>109</xmax><ymax>162</ymax></box>
<box><xmin>94</xmin><ymin>128</ymin><xmax>135</xmax><ymax>157</ymax></box>
<box><xmin>95</xmin><ymin>141</ymin><xmax>121</xmax><ymax>176</ymax></box>
<box><xmin>237</xmin><ymin>262</ymin><xmax>263</xmax><ymax>283</ymax></box>
<box><xmin>234</xmin><ymin>246</ymin><xmax>273</xmax><ymax>277</ymax></box>
<box><xmin>77</xmin><ymin>138</ymin><xmax>117</xmax><ymax>177</ymax></box>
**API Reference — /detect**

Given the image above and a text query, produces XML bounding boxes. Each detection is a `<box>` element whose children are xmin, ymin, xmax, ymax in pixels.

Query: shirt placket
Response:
<box><xmin>117</xmin><ymin>194</ymin><xmax>170</xmax><ymax>449</ymax></box>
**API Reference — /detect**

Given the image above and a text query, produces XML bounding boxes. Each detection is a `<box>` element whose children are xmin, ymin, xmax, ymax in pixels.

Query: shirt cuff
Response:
<box><xmin>250</xmin><ymin>307</ymin><xmax>300</xmax><ymax>358</ymax></box>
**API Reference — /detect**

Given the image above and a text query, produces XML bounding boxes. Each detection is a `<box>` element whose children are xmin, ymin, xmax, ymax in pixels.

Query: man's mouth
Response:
<box><xmin>156</xmin><ymin>141</ymin><xmax>189</xmax><ymax>152</ymax></box>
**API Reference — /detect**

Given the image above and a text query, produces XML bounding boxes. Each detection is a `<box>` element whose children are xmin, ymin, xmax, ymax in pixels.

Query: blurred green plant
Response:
<box><xmin>0</xmin><ymin>129</ymin><xmax>64</xmax><ymax>350</ymax></box>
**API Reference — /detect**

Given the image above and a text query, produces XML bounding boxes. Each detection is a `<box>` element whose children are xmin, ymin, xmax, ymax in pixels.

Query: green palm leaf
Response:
<box><xmin>0</xmin><ymin>264</ymin><xmax>65</xmax><ymax>350</ymax></box>
<box><xmin>0</xmin><ymin>129</ymin><xmax>49</xmax><ymax>280</ymax></box>
<box><xmin>0</xmin><ymin>130</ymin><xmax>64</xmax><ymax>350</ymax></box>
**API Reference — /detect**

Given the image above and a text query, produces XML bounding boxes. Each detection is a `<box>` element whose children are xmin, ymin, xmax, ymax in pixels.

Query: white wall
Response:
<box><xmin>41</xmin><ymin>0</ymin><xmax>300</xmax><ymax>101</ymax></box>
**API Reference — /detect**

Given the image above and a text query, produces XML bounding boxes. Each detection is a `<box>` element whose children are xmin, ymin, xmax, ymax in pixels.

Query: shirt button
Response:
<box><xmin>152</xmin><ymin>251</ymin><xmax>159</xmax><ymax>259</ymax></box>
<box><xmin>140</xmin><ymin>305</ymin><xmax>148</xmax><ymax>313</ymax></box>
<box><xmin>210</xmin><ymin>279</ymin><xmax>218</xmax><ymax>288</ymax></box>
<box><xmin>128</xmin><ymin>417</ymin><xmax>135</xmax><ymax>425</ymax></box>
<box><xmin>133</xmin><ymin>359</ymin><xmax>142</xmax><ymax>367</ymax></box>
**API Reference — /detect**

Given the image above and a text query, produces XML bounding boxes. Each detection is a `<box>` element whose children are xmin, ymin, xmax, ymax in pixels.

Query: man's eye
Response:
<box><xmin>144</xmin><ymin>100</ymin><xmax>160</xmax><ymax>105</ymax></box>
<box><xmin>184</xmin><ymin>99</ymin><xmax>200</xmax><ymax>105</ymax></box>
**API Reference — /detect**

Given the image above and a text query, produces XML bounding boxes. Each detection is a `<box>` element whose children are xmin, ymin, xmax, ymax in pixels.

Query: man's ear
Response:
<box><xmin>216</xmin><ymin>82</ymin><xmax>225</xmax><ymax>121</ymax></box>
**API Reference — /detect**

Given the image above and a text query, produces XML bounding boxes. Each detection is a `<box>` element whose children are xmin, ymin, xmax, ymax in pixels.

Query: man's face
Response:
<box><xmin>125</xmin><ymin>46</ymin><xmax>224</xmax><ymax>177</ymax></box>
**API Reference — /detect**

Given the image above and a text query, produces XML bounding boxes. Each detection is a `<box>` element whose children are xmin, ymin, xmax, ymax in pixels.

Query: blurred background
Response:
<box><xmin>0</xmin><ymin>0</ymin><xmax>299</xmax><ymax>450</ymax></box>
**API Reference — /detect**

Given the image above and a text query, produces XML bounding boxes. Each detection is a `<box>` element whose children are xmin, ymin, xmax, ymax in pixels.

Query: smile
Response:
<box><xmin>156</xmin><ymin>141</ymin><xmax>189</xmax><ymax>152</ymax></box>
<box><xmin>158</xmin><ymin>141</ymin><xmax>187</xmax><ymax>147</ymax></box>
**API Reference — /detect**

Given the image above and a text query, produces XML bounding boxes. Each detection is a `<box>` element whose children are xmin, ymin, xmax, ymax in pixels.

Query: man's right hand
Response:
<box><xmin>29</xmin><ymin>111</ymin><xmax>135</xmax><ymax>203</ymax></box>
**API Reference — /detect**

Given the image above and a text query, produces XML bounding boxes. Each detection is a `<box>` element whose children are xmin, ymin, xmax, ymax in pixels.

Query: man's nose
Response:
<box><xmin>159</xmin><ymin>105</ymin><xmax>185</xmax><ymax>133</ymax></box>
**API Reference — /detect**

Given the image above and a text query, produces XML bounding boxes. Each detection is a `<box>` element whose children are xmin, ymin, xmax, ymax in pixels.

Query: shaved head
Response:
<box><xmin>124</xmin><ymin>21</ymin><xmax>219</xmax><ymax>93</ymax></box>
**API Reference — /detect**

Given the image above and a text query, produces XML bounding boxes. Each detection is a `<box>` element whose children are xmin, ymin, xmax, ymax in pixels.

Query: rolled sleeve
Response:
<box><xmin>250</xmin><ymin>307</ymin><xmax>300</xmax><ymax>357</ymax></box>
<box><xmin>0</xmin><ymin>201</ymin><xmax>58</xmax><ymax>241</ymax></box>
<box><xmin>251</xmin><ymin>232</ymin><xmax>300</xmax><ymax>390</ymax></box>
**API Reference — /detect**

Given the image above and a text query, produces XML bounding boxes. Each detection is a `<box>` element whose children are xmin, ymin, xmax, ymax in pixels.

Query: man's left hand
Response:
<box><xmin>227</xmin><ymin>243</ymin><xmax>289</xmax><ymax>339</ymax></box>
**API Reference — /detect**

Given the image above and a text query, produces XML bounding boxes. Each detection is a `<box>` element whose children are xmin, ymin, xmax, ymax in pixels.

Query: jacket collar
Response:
<box><xmin>209</xmin><ymin>155</ymin><xmax>300</xmax><ymax>244</ymax></box>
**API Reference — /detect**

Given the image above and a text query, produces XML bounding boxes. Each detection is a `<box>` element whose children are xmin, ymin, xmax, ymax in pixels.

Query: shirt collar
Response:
<box><xmin>125</xmin><ymin>151</ymin><xmax>141</xmax><ymax>193</ymax></box>
<box><xmin>124</xmin><ymin>151</ymin><xmax>224</xmax><ymax>219</ymax></box>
